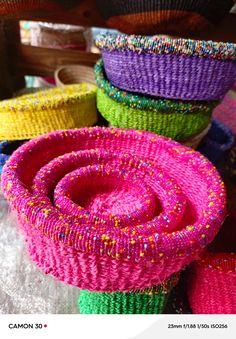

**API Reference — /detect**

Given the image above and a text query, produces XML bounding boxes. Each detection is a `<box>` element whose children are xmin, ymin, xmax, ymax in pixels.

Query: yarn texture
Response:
<box><xmin>95</xmin><ymin>60</ymin><xmax>213</xmax><ymax>140</ymax></box>
<box><xmin>96</xmin><ymin>34</ymin><xmax>236</xmax><ymax>101</ymax></box>
<box><xmin>1</xmin><ymin>127</ymin><xmax>226</xmax><ymax>292</ymax></box>
<box><xmin>0</xmin><ymin>84</ymin><xmax>97</xmax><ymax>140</ymax></box>
<box><xmin>79</xmin><ymin>273</ymin><xmax>179</xmax><ymax>314</ymax></box>
<box><xmin>188</xmin><ymin>252</ymin><xmax>236</xmax><ymax>314</ymax></box>
<box><xmin>95</xmin><ymin>0</ymin><xmax>234</xmax><ymax>35</ymax></box>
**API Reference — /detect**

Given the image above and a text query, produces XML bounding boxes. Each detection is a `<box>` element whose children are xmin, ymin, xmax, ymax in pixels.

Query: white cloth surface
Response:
<box><xmin>0</xmin><ymin>192</ymin><xmax>80</xmax><ymax>314</ymax></box>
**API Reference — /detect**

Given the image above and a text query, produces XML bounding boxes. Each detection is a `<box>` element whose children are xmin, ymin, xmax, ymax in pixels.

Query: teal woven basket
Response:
<box><xmin>95</xmin><ymin>59</ymin><xmax>216</xmax><ymax>141</ymax></box>
<box><xmin>78</xmin><ymin>274</ymin><xmax>179</xmax><ymax>314</ymax></box>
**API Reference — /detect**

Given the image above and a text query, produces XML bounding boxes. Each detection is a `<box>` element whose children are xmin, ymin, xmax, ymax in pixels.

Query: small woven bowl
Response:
<box><xmin>96</xmin><ymin>34</ymin><xmax>236</xmax><ymax>101</ymax></box>
<box><xmin>95</xmin><ymin>60</ymin><xmax>215</xmax><ymax>140</ymax></box>
<box><xmin>214</xmin><ymin>90</ymin><xmax>236</xmax><ymax>135</ymax></box>
<box><xmin>95</xmin><ymin>0</ymin><xmax>233</xmax><ymax>35</ymax></box>
<box><xmin>0</xmin><ymin>140</ymin><xmax>24</xmax><ymax>174</ymax></box>
<box><xmin>188</xmin><ymin>252</ymin><xmax>236</xmax><ymax>314</ymax></box>
<box><xmin>79</xmin><ymin>273</ymin><xmax>179</xmax><ymax>314</ymax></box>
<box><xmin>198</xmin><ymin>119</ymin><xmax>234</xmax><ymax>166</ymax></box>
<box><xmin>0</xmin><ymin>84</ymin><xmax>97</xmax><ymax>140</ymax></box>
<box><xmin>55</xmin><ymin>65</ymin><xmax>96</xmax><ymax>87</ymax></box>
<box><xmin>1</xmin><ymin>127</ymin><xmax>226</xmax><ymax>292</ymax></box>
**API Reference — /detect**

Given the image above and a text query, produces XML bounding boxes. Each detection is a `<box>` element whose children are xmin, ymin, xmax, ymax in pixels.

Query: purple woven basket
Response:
<box><xmin>96</xmin><ymin>34</ymin><xmax>236</xmax><ymax>101</ymax></box>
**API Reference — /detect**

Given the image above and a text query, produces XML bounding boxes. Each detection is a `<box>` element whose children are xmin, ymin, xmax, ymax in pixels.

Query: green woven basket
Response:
<box><xmin>78</xmin><ymin>274</ymin><xmax>179</xmax><ymax>314</ymax></box>
<box><xmin>95</xmin><ymin>59</ymin><xmax>216</xmax><ymax>141</ymax></box>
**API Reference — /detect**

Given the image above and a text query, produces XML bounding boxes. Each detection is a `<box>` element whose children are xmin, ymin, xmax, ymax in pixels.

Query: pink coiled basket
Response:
<box><xmin>188</xmin><ymin>252</ymin><xmax>236</xmax><ymax>314</ymax></box>
<box><xmin>1</xmin><ymin>128</ymin><xmax>226</xmax><ymax>292</ymax></box>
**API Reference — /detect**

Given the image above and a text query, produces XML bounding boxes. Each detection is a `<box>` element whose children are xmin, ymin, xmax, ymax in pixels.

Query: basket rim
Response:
<box><xmin>1</xmin><ymin>127</ymin><xmax>226</xmax><ymax>262</ymax></box>
<box><xmin>0</xmin><ymin>84</ymin><xmax>97</xmax><ymax>111</ymax></box>
<box><xmin>96</xmin><ymin>34</ymin><xmax>236</xmax><ymax>61</ymax></box>
<box><xmin>55</xmin><ymin>64</ymin><xmax>95</xmax><ymax>76</ymax></box>
<box><xmin>95</xmin><ymin>59</ymin><xmax>217</xmax><ymax>114</ymax></box>
<box><xmin>196</xmin><ymin>252</ymin><xmax>236</xmax><ymax>273</ymax></box>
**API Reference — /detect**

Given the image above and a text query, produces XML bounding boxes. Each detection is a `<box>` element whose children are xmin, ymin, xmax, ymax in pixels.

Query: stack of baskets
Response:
<box><xmin>95</xmin><ymin>34</ymin><xmax>236</xmax><ymax>149</ymax></box>
<box><xmin>81</xmin><ymin>2</ymin><xmax>236</xmax><ymax>314</ymax></box>
<box><xmin>1</xmin><ymin>0</ymin><xmax>235</xmax><ymax>316</ymax></box>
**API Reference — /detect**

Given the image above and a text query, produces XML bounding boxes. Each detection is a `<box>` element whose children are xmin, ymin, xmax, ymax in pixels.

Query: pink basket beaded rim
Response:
<box><xmin>194</xmin><ymin>252</ymin><xmax>236</xmax><ymax>272</ymax></box>
<box><xmin>1</xmin><ymin>127</ymin><xmax>226</xmax><ymax>291</ymax></box>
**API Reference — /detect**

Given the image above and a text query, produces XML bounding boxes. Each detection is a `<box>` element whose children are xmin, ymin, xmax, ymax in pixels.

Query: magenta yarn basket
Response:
<box><xmin>96</xmin><ymin>34</ymin><xmax>236</xmax><ymax>101</ymax></box>
<box><xmin>188</xmin><ymin>252</ymin><xmax>236</xmax><ymax>314</ymax></box>
<box><xmin>1</xmin><ymin>128</ymin><xmax>226</xmax><ymax>292</ymax></box>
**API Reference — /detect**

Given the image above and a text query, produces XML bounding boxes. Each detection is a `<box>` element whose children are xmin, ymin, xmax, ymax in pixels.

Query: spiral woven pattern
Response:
<box><xmin>0</xmin><ymin>84</ymin><xmax>97</xmax><ymax>140</ymax></box>
<box><xmin>1</xmin><ymin>127</ymin><xmax>226</xmax><ymax>292</ymax></box>
<box><xmin>95</xmin><ymin>0</ymin><xmax>233</xmax><ymax>35</ymax></box>
<box><xmin>198</xmin><ymin>119</ymin><xmax>234</xmax><ymax>166</ymax></box>
<box><xmin>96</xmin><ymin>34</ymin><xmax>236</xmax><ymax>101</ymax></box>
<box><xmin>79</xmin><ymin>273</ymin><xmax>179</xmax><ymax>314</ymax></box>
<box><xmin>188</xmin><ymin>252</ymin><xmax>236</xmax><ymax>314</ymax></box>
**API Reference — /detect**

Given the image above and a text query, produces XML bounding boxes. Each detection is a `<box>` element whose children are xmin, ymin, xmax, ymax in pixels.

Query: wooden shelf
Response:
<box><xmin>9</xmin><ymin>44</ymin><xmax>100</xmax><ymax>77</ymax></box>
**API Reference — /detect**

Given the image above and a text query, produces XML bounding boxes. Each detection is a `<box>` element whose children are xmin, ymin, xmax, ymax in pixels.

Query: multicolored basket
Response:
<box><xmin>96</xmin><ymin>34</ymin><xmax>236</xmax><ymax>101</ymax></box>
<box><xmin>79</xmin><ymin>273</ymin><xmax>179</xmax><ymax>314</ymax></box>
<box><xmin>0</xmin><ymin>84</ymin><xmax>97</xmax><ymax>140</ymax></box>
<box><xmin>214</xmin><ymin>90</ymin><xmax>236</xmax><ymax>135</ymax></box>
<box><xmin>1</xmin><ymin>127</ymin><xmax>226</xmax><ymax>292</ymax></box>
<box><xmin>197</xmin><ymin>120</ymin><xmax>234</xmax><ymax>166</ymax></box>
<box><xmin>188</xmin><ymin>252</ymin><xmax>236</xmax><ymax>314</ymax></box>
<box><xmin>0</xmin><ymin>140</ymin><xmax>24</xmax><ymax>174</ymax></box>
<box><xmin>95</xmin><ymin>60</ymin><xmax>215</xmax><ymax>140</ymax></box>
<box><xmin>95</xmin><ymin>0</ymin><xmax>234</xmax><ymax>35</ymax></box>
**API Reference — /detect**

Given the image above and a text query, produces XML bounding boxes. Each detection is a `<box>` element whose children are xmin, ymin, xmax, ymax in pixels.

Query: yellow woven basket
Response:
<box><xmin>0</xmin><ymin>84</ymin><xmax>97</xmax><ymax>140</ymax></box>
